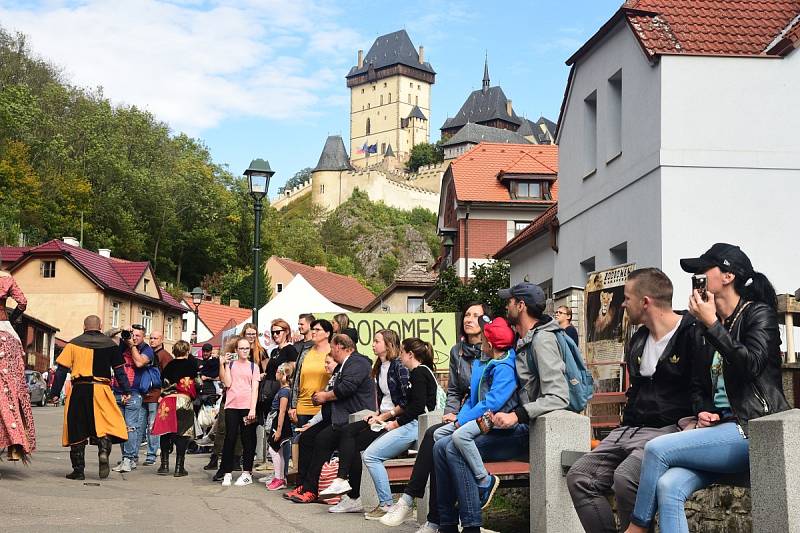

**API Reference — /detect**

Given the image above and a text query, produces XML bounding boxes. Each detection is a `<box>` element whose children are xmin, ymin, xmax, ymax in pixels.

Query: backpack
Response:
<box><xmin>526</xmin><ymin>329</ymin><xmax>594</xmax><ymax>413</ymax></box>
<box><xmin>420</xmin><ymin>365</ymin><xmax>447</xmax><ymax>411</ymax></box>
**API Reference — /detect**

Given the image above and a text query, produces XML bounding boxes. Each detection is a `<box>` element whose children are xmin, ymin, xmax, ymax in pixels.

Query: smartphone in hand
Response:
<box><xmin>692</xmin><ymin>274</ymin><xmax>708</xmax><ymax>301</ymax></box>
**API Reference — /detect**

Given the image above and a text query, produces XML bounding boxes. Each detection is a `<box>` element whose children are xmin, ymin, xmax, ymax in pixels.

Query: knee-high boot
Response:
<box><xmin>66</xmin><ymin>445</ymin><xmax>86</xmax><ymax>480</ymax></box>
<box><xmin>97</xmin><ymin>437</ymin><xmax>112</xmax><ymax>479</ymax></box>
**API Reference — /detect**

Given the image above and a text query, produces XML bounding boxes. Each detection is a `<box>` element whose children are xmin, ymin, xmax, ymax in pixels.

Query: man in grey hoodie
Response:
<box><xmin>433</xmin><ymin>283</ymin><xmax>569</xmax><ymax>533</ymax></box>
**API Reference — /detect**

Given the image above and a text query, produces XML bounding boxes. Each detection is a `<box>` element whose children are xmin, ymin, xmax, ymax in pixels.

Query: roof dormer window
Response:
<box><xmin>511</xmin><ymin>180</ymin><xmax>550</xmax><ymax>200</ymax></box>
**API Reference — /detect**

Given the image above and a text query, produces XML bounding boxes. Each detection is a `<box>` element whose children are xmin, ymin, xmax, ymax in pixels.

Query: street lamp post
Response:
<box><xmin>244</xmin><ymin>158</ymin><xmax>275</xmax><ymax>333</ymax></box>
<box><xmin>191</xmin><ymin>286</ymin><xmax>204</xmax><ymax>343</ymax></box>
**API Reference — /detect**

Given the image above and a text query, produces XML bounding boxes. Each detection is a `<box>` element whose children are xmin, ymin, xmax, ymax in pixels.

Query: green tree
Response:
<box><xmin>278</xmin><ymin>167</ymin><xmax>312</xmax><ymax>194</ymax></box>
<box><xmin>406</xmin><ymin>142</ymin><xmax>443</xmax><ymax>172</ymax></box>
<box><xmin>430</xmin><ymin>261</ymin><xmax>510</xmax><ymax>317</ymax></box>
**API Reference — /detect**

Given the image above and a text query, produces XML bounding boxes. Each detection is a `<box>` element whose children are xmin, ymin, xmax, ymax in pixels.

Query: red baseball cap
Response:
<box><xmin>481</xmin><ymin>316</ymin><xmax>515</xmax><ymax>350</ymax></box>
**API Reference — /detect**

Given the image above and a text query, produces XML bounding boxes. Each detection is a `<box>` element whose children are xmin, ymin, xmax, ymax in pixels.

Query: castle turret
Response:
<box><xmin>346</xmin><ymin>30</ymin><xmax>435</xmax><ymax>168</ymax></box>
<box><xmin>311</xmin><ymin>135</ymin><xmax>353</xmax><ymax>211</ymax></box>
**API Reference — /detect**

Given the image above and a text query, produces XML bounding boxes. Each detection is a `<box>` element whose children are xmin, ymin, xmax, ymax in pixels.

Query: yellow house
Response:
<box><xmin>6</xmin><ymin>238</ymin><xmax>185</xmax><ymax>349</ymax></box>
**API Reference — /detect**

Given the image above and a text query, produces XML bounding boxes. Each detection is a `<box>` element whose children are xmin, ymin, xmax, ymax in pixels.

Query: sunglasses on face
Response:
<box><xmin>271</xmin><ymin>330</ymin><xmax>284</xmax><ymax>336</ymax></box>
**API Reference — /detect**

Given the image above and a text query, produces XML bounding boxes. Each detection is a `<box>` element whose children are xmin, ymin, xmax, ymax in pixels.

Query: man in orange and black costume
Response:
<box><xmin>49</xmin><ymin>315</ymin><xmax>132</xmax><ymax>480</ymax></box>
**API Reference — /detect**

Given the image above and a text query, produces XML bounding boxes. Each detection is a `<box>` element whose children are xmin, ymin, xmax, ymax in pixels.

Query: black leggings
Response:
<box><xmin>405</xmin><ymin>422</ymin><xmax>445</xmax><ymax>524</ymax></box>
<box><xmin>337</xmin><ymin>420</ymin><xmax>385</xmax><ymax>498</ymax></box>
<box><xmin>221</xmin><ymin>408</ymin><xmax>257</xmax><ymax>473</ymax></box>
<box><xmin>160</xmin><ymin>434</ymin><xmax>189</xmax><ymax>455</ymax></box>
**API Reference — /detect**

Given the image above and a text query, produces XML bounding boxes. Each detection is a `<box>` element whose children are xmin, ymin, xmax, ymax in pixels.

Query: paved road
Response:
<box><xmin>0</xmin><ymin>406</ymin><xmax>419</xmax><ymax>533</ymax></box>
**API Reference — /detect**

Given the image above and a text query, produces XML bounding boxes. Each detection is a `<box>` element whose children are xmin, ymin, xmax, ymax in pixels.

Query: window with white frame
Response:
<box><xmin>607</xmin><ymin>70</ymin><xmax>622</xmax><ymax>161</ymax></box>
<box><xmin>584</xmin><ymin>91</ymin><xmax>597</xmax><ymax>176</ymax></box>
<box><xmin>111</xmin><ymin>301</ymin><xmax>120</xmax><ymax>328</ymax></box>
<box><xmin>407</xmin><ymin>297</ymin><xmax>425</xmax><ymax>313</ymax></box>
<box><xmin>140</xmin><ymin>308</ymin><xmax>153</xmax><ymax>334</ymax></box>
<box><xmin>166</xmin><ymin>316</ymin><xmax>174</xmax><ymax>340</ymax></box>
<box><xmin>40</xmin><ymin>260</ymin><xmax>55</xmax><ymax>278</ymax></box>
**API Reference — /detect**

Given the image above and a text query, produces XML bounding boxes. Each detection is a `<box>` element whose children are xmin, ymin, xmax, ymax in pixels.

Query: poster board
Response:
<box><xmin>318</xmin><ymin>312</ymin><xmax>458</xmax><ymax>370</ymax></box>
<box><xmin>584</xmin><ymin>263</ymin><xmax>635</xmax><ymax>426</ymax></box>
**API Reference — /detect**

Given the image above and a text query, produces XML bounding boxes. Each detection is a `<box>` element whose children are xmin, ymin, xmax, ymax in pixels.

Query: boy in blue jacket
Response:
<box><xmin>433</xmin><ymin>316</ymin><xmax>518</xmax><ymax>507</ymax></box>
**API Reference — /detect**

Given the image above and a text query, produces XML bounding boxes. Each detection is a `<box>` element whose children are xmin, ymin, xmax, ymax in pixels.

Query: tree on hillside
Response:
<box><xmin>278</xmin><ymin>167</ymin><xmax>312</xmax><ymax>194</ymax></box>
<box><xmin>430</xmin><ymin>261</ymin><xmax>510</xmax><ymax>317</ymax></box>
<box><xmin>407</xmin><ymin>141</ymin><xmax>444</xmax><ymax>172</ymax></box>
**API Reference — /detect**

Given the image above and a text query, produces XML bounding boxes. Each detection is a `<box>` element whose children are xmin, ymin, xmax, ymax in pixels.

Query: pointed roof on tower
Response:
<box><xmin>346</xmin><ymin>30</ymin><xmax>435</xmax><ymax>83</ymax></box>
<box><xmin>482</xmin><ymin>53</ymin><xmax>490</xmax><ymax>92</ymax></box>
<box><xmin>313</xmin><ymin>135</ymin><xmax>353</xmax><ymax>172</ymax></box>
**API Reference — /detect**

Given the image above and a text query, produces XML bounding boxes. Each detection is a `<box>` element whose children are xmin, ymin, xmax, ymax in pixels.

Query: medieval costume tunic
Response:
<box><xmin>53</xmin><ymin>331</ymin><xmax>130</xmax><ymax>446</ymax></box>
<box><xmin>0</xmin><ymin>275</ymin><xmax>36</xmax><ymax>461</ymax></box>
<box><xmin>152</xmin><ymin>357</ymin><xmax>198</xmax><ymax>439</ymax></box>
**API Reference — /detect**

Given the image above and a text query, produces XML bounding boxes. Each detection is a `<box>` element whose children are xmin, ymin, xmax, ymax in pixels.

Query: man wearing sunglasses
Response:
<box><xmin>111</xmin><ymin>324</ymin><xmax>155</xmax><ymax>473</ymax></box>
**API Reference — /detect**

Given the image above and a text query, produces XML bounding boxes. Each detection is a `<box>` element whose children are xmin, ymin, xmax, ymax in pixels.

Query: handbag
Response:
<box><xmin>317</xmin><ymin>456</ymin><xmax>341</xmax><ymax>505</ymax></box>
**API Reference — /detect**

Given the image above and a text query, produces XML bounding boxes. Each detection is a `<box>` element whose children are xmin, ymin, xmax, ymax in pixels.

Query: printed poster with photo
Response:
<box><xmin>584</xmin><ymin>263</ymin><xmax>636</xmax><ymax>422</ymax></box>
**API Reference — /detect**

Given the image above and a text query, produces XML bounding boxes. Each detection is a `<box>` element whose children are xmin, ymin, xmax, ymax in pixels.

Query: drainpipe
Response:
<box><xmin>463</xmin><ymin>202</ymin><xmax>471</xmax><ymax>280</ymax></box>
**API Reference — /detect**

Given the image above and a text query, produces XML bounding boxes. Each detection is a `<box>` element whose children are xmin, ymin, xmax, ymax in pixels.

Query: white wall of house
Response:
<box><xmin>181</xmin><ymin>308</ymin><xmax>213</xmax><ymax>343</ymax></box>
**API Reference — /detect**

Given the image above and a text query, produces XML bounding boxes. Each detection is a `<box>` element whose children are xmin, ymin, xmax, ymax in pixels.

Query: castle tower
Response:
<box><xmin>346</xmin><ymin>30</ymin><xmax>435</xmax><ymax>168</ymax></box>
<box><xmin>311</xmin><ymin>135</ymin><xmax>353</xmax><ymax>211</ymax></box>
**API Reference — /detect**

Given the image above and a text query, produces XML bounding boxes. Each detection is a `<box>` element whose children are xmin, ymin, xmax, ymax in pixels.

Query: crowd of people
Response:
<box><xmin>0</xmin><ymin>242</ymin><xmax>793</xmax><ymax>533</ymax></box>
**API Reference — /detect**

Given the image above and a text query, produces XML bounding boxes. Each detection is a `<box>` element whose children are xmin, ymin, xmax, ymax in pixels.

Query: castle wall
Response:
<box><xmin>271</xmin><ymin>181</ymin><xmax>311</xmax><ymax>210</ymax></box>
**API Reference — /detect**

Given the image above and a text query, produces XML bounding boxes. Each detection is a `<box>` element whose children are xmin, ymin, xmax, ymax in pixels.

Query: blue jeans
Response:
<box><xmin>115</xmin><ymin>391</ymin><xmax>144</xmax><ymax>462</ymax></box>
<box><xmin>434</xmin><ymin>424</ymin><xmax>529</xmax><ymax>528</ymax></box>
<box><xmin>363</xmin><ymin>419</ymin><xmax>419</xmax><ymax>505</ymax></box>
<box><xmin>630</xmin><ymin>422</ymin><xmax>749</xmax><ymax>532</ymax></box>
<box><xmin>434</xmin><ymin>421</ymin><xmax>488</xmax><ymax>483</ymax></box>
<box><xmin>143</xmin><ymin>402</ymin><xmax>159</xmax><ymax>461</ymax></box>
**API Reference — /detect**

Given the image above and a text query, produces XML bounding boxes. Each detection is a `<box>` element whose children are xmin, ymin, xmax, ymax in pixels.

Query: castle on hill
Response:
<box><xmin>271</xmin><ymin>30</ymin><xmax>556</xmax><ymax>213</ymax></box>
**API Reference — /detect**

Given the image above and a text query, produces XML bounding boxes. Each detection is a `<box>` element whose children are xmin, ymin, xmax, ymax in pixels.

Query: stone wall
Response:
<box><xmin>683</xmin><ymin>486</ymin><xmax>751</xmax><ymax>533</ymax></box>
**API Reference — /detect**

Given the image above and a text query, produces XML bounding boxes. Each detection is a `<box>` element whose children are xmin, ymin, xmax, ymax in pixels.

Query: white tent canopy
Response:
<box><xmin>223</xmin><ymin>273</ymin><xmax>345</xmax><ymax>343</ymax></box>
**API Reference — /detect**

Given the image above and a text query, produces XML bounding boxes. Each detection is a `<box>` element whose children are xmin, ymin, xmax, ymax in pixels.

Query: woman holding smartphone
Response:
<box><xmin>218</xmin><ymin>335</ymin><xmax>261</xmax><ymax>487</ymax></box>
<box><xmin>625</xmin><ymin>243</ymin><xmax>790</xmax><ymax>533</ymax></box>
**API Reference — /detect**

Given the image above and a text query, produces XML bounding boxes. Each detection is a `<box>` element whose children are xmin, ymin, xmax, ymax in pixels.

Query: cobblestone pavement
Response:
<box><xmin>0</xmin><ymin>406</ymin><xmax>418</xmax><ymax>533</ymax></box>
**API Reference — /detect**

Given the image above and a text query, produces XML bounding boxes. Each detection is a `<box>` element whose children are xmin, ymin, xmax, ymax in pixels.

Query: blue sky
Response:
<box><xmin>0</xmin><ymin>0</ymin><xmax>621</xmax><ymax>193</ymax></box>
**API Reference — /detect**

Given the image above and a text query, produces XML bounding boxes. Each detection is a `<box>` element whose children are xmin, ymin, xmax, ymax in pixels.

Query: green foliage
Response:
<box><xmin>278</xmin><ymin>167</ymin><xmax>312</xmax><ymax>194</ymax></box>
<box><xmin>407</xmin><ymin>142</ymin><xmax>444</xmax><ymax>172</ymax></box>
<box><xmin>430</xmin><ymin>261</ymin><xmax>510</xmax><ymax>317</ymax></box>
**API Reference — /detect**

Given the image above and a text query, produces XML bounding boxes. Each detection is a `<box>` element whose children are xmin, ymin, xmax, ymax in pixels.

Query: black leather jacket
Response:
<box><xmin>691</xmin><ymin>300</ymin><xmax>790</xmax><ymax>436</ymax></box>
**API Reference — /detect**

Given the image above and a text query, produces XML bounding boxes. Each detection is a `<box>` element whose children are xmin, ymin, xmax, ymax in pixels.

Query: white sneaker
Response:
<box><xmin>221</xmin><ymin>473</ymin><xmax>233</xmax><ymax>486</ymax></box>
<box><xmin>258</xmin><ymin>475</ymin><xmax>273</xmax><ymax>484</ymax></box>
<box><xmin>380</xmin><ymin>499</ymin><xmax>413</xmax><ymax>526</ymax></box>
<box><xmin>112</xmin><ymin>458</ymin><xmax>133</xmax><ymax>473</ymax></box>
<box><xmin>415</xmin><ymin>523</ymin><xmax>439</xmax><ymax>533</ymax></box>
<box><xmin>328</xmin><ymin>495</ymin><xmax>364</xmax><ymax>513</ymax></box>
<box><xmin>234</xmin><ymin>472</ymin><xmax>252</xmax><ymax>486</ymax></box>
<box><xmin>319</xmin><ymin>477</ymin><xmax>352</xmax><ymax>497</ymax></box>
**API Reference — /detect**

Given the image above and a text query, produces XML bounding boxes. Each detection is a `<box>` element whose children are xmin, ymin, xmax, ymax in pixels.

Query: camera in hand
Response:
<box><xmin>120</xmin><ymin>330</ymin><xmax>132</xmax><ymax>341</ymax></box>
<box><xmin>692</xmin><ymin>274</ymin><xmax>708</xmax><ymax>302</ymax></box>
<box><xmin>226</xmin><ymin>352</ymin><xmax>238</xmax><ymax>361</ymax></box>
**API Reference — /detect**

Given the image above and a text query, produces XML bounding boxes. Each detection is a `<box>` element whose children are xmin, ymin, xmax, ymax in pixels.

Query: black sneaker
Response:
<box><xmin>478</xmin><ymin>475</ymin><xmax>500</xmax><ymax>510</ymax></box>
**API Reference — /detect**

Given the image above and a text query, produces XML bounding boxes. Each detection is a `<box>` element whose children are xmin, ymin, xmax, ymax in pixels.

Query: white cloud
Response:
<box><xmin>0</xmin><ymin>0</ymin><xmax>361</xmax><ymax>134</ymax></box>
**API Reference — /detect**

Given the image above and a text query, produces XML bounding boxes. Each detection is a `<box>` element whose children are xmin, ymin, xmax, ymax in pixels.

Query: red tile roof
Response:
<box><xmin>273</xmin><ymin>257</ymin><xmax>375</xmax><ymax>310</ymax></box>
<box><xmin>11</xmin><ymin>239</ymin><xmax>184</xmax><ymax>312</ymax></box>
<box><xmin>495</xmin><ymin>204</ymin><xmax>559</xmax><ymax>259</ymax></box>
<box><xmin>627</xmin><ymin>0</ymin><xmax>800</xmax><ymax>56</ymax></box>
<box><xmin>449</xmin><ymin>143</ymin><xmax>559</xmax><ymax>203</ymax></box>
<box><xmin>569</xmin><ymin>1</ymin><xmax>800</xmax><ymax>65</ymax></box>
<box><xmin>0</xmin><ymin>246</ymin><xmax>30</xmax><ymax>265</ymax></box>
<box><xmin>182</xmin><ymin>297</ymin><xmax>253</xmax><ymax>336</ymax></box>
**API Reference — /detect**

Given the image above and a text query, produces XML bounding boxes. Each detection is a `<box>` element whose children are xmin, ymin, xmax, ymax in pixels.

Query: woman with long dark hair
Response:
<box><xmin>625</xmin><ymin>243</ymin><xmax>790</xmax><ymax>533</ymax></box>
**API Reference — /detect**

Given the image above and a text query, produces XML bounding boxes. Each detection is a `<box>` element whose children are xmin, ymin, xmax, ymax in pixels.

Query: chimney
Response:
<box><xmin>63</xmin><ymin>236</ymin><xmax>80</xmax><ymax>247</ymax></box>
<box><xmin>506</xmin><ymin>99</ymin><xmax>513</xmax><ymax>116</ymax></box>
<box><xmin>357</xmin><ymin>49</ymin><xmax>363</xmax><ymax>68</ymax></box>
<box><xmin>418</xmin><ymin>45</ymin><xmax>425</xmax><ymax>64</ymax></box>
<box><xmin>98</xmin><ymin>248</ymin><xmax>111</xmax><ymax>258</ymax></box>
<box><xmin>211</xmin><ymin>295</ymin><xmax>221</xmax><ymax>304</ymax></box>
<box><xmin>314</xmin><ymin>265</ymin><xmax>328</xmax><ymax>272</ymax></box>
<box><xmin>229</xmin><ymin>299</ymin><xmax>240</xmax><ymax>308</ymax></box>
